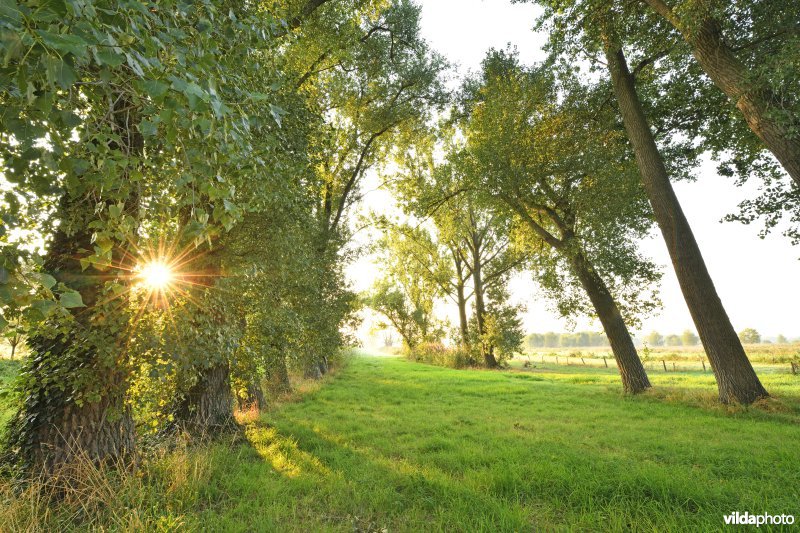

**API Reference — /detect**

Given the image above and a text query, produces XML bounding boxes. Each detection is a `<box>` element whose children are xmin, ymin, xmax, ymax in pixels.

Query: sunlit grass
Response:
<box><xmin>1</xmin><ymin>355</ymin><xmax>798</xmax><ymax>530</ymax></box>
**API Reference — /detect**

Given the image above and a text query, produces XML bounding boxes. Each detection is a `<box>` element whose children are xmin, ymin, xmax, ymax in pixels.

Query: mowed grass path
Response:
<box><xmin>199</xmin><ymin>355</ymin><xmax>800</xmax><ymax>531</ymax></box>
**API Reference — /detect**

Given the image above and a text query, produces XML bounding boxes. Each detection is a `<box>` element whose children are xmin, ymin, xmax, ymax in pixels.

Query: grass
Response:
<box><xmin>1</xmin><ymin>353</ymin><xmax>799</xmax><ymax>530</ymax></box>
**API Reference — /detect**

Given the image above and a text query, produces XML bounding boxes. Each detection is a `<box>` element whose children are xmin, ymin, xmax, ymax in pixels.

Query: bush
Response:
<box><xmin>407</xmin><ymin>343</ymin><xmax>477</xmax><ymax>369</ymax></box>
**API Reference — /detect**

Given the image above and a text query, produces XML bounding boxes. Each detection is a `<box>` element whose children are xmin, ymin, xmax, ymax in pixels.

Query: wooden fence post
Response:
<box><xmin>603</xmin><ymin>357</ymin><xmax>608</xmax><ymax>368</ymax></box>
<box><xmin>701</xmin><ymin>359</ymin><xmax>706</xmax><ymax>372</ymax></box>
<box><xmin>662</xmin><ymin>360</ymin><xmax>667</xmax><ymax>372</ymax></box>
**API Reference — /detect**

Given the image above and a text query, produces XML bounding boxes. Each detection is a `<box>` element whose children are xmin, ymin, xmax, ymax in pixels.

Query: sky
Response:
<box><xmin>347</xmin><ymin>0</ymin><xmax>799</xmax><ymax>340</ymax></box>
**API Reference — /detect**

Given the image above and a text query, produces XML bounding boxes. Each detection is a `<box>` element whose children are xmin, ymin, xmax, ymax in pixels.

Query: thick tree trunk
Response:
<box><xmin>604</xmin><ymin>43</ymin><xmax>768</xmax><ymax>404</ymax></box>
<box><xmin>268</xmin><ymin>354</ymin><xmax>292</xmax><ymax>394</ymax></box>
<box><xmin>569</xmin><ymin>251</ymin><xmax>651</xmax><ymax>394</ymax></box>
<box><xmin>5</xmin><ymin>200</ymin><xmax>136</xmax><ymax>472</ymax></box>
<box><xmin>643</xmin><ymin>2</ymin><xmax>800</xmax><ymax>186</ymax></box>
<box><xmin>175</xmin><ymin>363</ymin><xmax>234</xmax><ymax>433</ymax></box>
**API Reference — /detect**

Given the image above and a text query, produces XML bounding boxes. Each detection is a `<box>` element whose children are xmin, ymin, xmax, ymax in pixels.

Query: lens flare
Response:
<box><xmin>138</xmin><ymin>261</ymin><xmax>174</xmax><ymax>290</ymax></box>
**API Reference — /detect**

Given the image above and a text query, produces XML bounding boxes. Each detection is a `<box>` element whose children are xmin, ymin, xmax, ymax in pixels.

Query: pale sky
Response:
<box><xmin>347</xmin><ymin>0</ymin><xmax>799</xmax><ymax>340</ymax></box>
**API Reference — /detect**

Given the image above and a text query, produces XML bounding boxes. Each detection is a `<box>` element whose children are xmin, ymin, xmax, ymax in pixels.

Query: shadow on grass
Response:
<box><xmin>207</xmin><ymin>356</ymin><xmax>800</xmax><ymax>531</ymax></box>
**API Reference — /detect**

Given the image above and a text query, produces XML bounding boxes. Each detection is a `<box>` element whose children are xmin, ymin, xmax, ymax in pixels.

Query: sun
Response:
<box><xmin>138</xmin><ymin>261</ymin><xmax>174</xmax><ymax>290</ymax></box>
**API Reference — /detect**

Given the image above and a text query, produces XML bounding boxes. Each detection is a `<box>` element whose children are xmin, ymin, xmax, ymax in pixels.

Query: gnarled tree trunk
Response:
<box><xmin>175</xmin><ymin>363</ymin><xmax>234</xmax><ymax>433</ymax></box>
<box><xmin>5</xmin><ymin>199</ymin><xmax>136</xmax><ymax>472</ymax></box>
<box><xmin>604</xmin><ymin>41</ymin><xmax>768</xmax><ymax>404</ymax></box>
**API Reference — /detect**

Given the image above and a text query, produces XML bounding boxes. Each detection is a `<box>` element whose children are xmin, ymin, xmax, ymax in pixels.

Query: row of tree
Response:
<box><xmin>369</xmin><ymin>0</ymin><xmax>797</xmax><ymax>405</ymax></box>
<box><xmin>0</xmin><ymin>0</ymin><xmax>443</xmax><ymax>474</ymax></box>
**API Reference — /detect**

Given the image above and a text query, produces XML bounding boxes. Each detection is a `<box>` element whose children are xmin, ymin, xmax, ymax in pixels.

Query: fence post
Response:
<box><xmin>581</xmin><ymin>357</ymin><xmax>586</xmax><ymax>366</ymax></box>
<box><xmin>662</xmin><ymin>360</ymin><xmax>667</xmax><ymax>372</ymax></box>
<box><xmin>556</xmin><ymin>356</ymin><xmax>559</xmax><ymax>365</ymax></box>
<box><xmin>792</xmin><ymin>362</ymin><xmax>797</xmax><ymax>375</ymax></box>
<box><xmin>672</xmin><ymin>362</ymin><xmax>676</xmax><ymax>371</ymax></box>
<box><xmin>701</xmin><ymin>359</ymin><xmax>706</xmax><ymax>372</ymax></box>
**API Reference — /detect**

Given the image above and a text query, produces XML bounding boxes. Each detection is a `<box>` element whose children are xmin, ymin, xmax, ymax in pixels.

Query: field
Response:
<box><xmin>1</xmin><ymin>352</ymin><xmax>799</xmax><ymax>531</ymax></box>
<box><xmin>518</xmin><ymin>343</ymin><xmax>800</xmax><ymax>374</ymax></box>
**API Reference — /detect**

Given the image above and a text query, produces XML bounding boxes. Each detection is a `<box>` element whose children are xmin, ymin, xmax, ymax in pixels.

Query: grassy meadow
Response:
<box><xmin>1</xmin><ymin>352</ymin><xmax>799</xmax><ymax>531</ymax></box>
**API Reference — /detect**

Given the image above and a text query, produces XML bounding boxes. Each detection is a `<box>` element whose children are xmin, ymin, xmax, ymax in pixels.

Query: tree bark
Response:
<box><xmin>5</xmin><ymin>201</ymin><xmax>136</xmax><ymax>472</ymax></box>
<box><xmin>568</xmin><ymin>251</ymin><xmax>651</xmax><ymax>393</ymax></box>
<box><xmin>175</xmin><ymin>363</ymin><xmax>234</xmax><ymax>433</ymax></box>
<box><xmin>268</xmin><ymin>354</ymin><xmax>292</xmax><ymax>395</ymax></box>
<box><xmin>642</xmin><ymin>1</ymin><xmax>800</xmax><ymax>187</ymax></box>
<box><xmin>604</xmin><ymin>42</ymin><xmax>768</xmax><ymax>404</ymax></box>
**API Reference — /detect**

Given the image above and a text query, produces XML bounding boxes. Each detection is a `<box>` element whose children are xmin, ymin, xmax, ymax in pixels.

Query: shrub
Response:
<box><xmin>408</xmin><ymin>343</ymin><xmax>477</xmax><ymax>369</ymax></box>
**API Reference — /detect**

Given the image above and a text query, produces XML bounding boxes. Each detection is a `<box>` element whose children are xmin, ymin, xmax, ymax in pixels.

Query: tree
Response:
<box><xmin>601</xmin><ymin>37</ymin><xmax>768</xmax><ymax>404</ymax></box>
<box><xmin>738</xmin><ymin>328</ymin><xmax>762</xmax><ymax>345</ymax></box>
<box><xmin>776</xmin><ymin>334</ymin><xmax>788</xmax><ymax>344</ymax></box>
<box><xmin>292</xmin><ymin>0</ymin><xmax>446</xmax><ymax>375</ymax></box>
<box><xmin>646</xmin><ymin>331</ymin><xmax>665</xmax><ymax>347</ymax></box>
<box><xmin>0</xmin><ymin>0</ymin><xmax>276</xmax><ymax>469</ymax></box>
<box><xmin>391</xmin><ymin>132</ymin><xmax>526</xmax><ymax>367</ymax></box>
<box><xmin>525</xmin><ymin>0</ymin><xmax>772</xmax><ymax>404</ymax></box>
<box><xmin>458</xmin><ymin>51</ymin><xmax>657</xmax><ymax>393</ymax></box>
<box><xmin>682</xmin><ymin>330</ymin><xmax>699</xmax><ymax>346</ymax></box>
<box><xmin>639</xmin><ymin>0</ymin><xmax>800</xmax><ymax>187</ymax></box>
<box><xmin>544</xmin><ymin>332</ymin><xmax>560</xmax><ymax>348</ymax></box>
<box><xmin>366</xmin><ymin>280</ymin><xmax>440</xmax><ymax>350</ymax></box>
<box><xmin>665</xmin><ymin>334</ymin><xmax>682</xmax><ymax>347</ymax></box>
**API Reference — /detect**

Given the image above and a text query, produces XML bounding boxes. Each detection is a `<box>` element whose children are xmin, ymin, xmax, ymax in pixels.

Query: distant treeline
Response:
<box><xmin>525</xmin><ymin>332</ymin><xmax>610</xmax><ymax>349</ymax></box>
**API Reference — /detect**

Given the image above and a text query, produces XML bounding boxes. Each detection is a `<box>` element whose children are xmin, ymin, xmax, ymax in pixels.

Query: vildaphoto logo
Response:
<box><xmin>724</xmin><ymin>512</ymin><xmax>795</xmax><ymax>527</ymax></box>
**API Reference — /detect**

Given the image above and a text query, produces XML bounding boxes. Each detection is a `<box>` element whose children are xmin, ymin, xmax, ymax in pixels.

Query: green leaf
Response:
<box><xmin>141</xmin><ymin>79</ymin><xmax>169</xmax><ymax>99</ymax></box>
<box><xmin>269</xmin><ymin>104</ymin><xmax>285</xmax><ymax>127</ymax></box>
<box><xmin>0</xmin><ymin>0</ymin><xmax>21</xmax><ymax>24</ymax></box>
<box><xmin>43</xmin><ymin>55</ymin><xmax>76</xmax><ymax>89</ymax></box>
<box><xmin>139</xmin><ymin>119</ymin><xmax>158</xmax><ymax>136</ymax></box>
<box><xmin>36</xmin><ymin>30</ymin><xmax>89</xmax><ymax>57</ymax></box>
<box><xmin>0</xmin><ymin>314</ymin><xmax>7</xmax><ymax>330</ymax></box>
<box><xmin>60</xmin><ymin>291</ymin><xmax>85</xmax><ymax>308</ymax></box>
<box><xmin>31</xmin><ymin>299</ymin><xmax>57</xmax><ymax>315</ymax></box>
<box><xmin>38</xmin><ymin>273</ymin><xmax>57</xmax><ymax>289</ymax></box>
<box><xmin>95</xmin><ymin>49</ymin><xmax>125</xmax><ymax>67</ymax></box>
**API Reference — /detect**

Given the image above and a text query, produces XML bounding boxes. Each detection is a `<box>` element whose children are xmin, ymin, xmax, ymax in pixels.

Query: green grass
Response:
<box><xmin>1</xmin><ymin>354</ymin><xmax>799</xmax><ymax>531</ymax></box>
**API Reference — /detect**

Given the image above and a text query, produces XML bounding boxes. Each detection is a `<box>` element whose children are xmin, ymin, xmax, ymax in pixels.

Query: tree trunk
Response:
<box><xmin>643</xmin><ymin>2</ymin><xmax>800</xmax><ymax>186</ymax></box>
<box><xmin>456</xmin><ymin>281</ymin><xmax>469</xmax><ymax>345</ymax></box>
<box><xmin>268</xmin><ymin>354</ymin><xmax>292</xmax><ymax>395</ymax></box>
<box><xmin>175</xmin><ymin>363</ymin><xmax>234</xmax><ymax>433</ymax></box>
<box><xmin>5</xmin><ymin>200</ymin><xmax>136</xmax><ymax>472</ymax></box>
<box><xmin>604</xmin><ymin>43</ymin><xmax>768</xmax><ymax>404</ymax></box>
<box><xmin>9</xmin><ymin>341</ymin><xmax>16</xmax><ymax>361</ymax></box>
<box><xmin>237</xmin><ymin>381</ymin><xmax>266</xmax><ymax>411</ymax></box>
<box><xmin>569</xmin><ymin>251</ymin><xmax>651</xmax><ymax>393</ymax></box>
<box><xmin>471</xmin><ymin>241</ymin><xmax>497</xmax><ymax>368</ymax></box>
<box><xmin>304</xmin><ymin>359</ymin><xmax>323</xmax><ymax>380</ymax></box>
